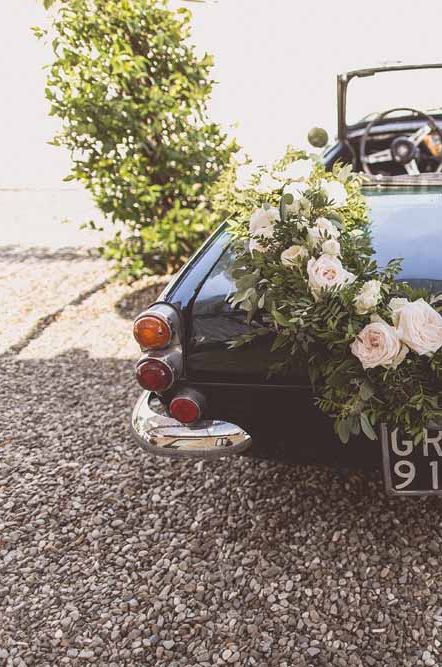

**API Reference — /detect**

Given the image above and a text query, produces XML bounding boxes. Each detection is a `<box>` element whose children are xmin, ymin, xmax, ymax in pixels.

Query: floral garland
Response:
<box><xmin>229</xmin><ymin>155</ymin><xmax>442</xmax><ymax>443</ymax></box>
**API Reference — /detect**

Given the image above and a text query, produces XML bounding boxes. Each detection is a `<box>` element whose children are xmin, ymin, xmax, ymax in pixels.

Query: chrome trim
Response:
<box><xmin>131</xmin><ymin>392</ymin><xmax>252</xmax><ymax>460</ymax></box>
<box><xmin>361</xmin><ymin>173</ymin><xmax>442</xmax><ymax>188</ymax></box>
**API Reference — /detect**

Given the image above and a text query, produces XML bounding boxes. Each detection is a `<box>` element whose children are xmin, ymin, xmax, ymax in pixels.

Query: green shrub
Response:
<box><xmin>41</xmin><ymin>0</ymin><xmax>237</xmax><ymax>277</ymax></box>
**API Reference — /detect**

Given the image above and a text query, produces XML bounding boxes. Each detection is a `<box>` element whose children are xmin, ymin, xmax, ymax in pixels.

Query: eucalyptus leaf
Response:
<box><xmin>271</xmin><ymin>308</ymin><xmax>292</xmax><ymax>327</ymax></box>
<box><xmin>279</xmin><ymin>196</ymin><xmax>287</xmax><ymax>223</ymax></box>
<box><xmin>359</xmin><ymin>381</ymin><xmax>374</xmax><ymax>401</ymax></box>
<box><xmin>360</xmin><ymin>413</ymin><xmax>377</xmax><ymax>441</ymax></box>
<box><xmin>337</xmin><ymin>419</ymin><xmax>350</xmax><ymax>444</ymax></box>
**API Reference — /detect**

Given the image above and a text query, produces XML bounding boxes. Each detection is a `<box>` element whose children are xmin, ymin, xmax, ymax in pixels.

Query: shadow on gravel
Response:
<box><xmin>114</xmin><ymin>279</ymin><xmax>170</xmax><ymax>321</ymax></box>
<box><xmin>1</xmin><ymin>349</ymin><xmax>441</xmax><ymax>664</ymax></box>
<box><xmin>0</xmin><ymin>245</ymin><xmax>101</xmax><ymax>262</ymax></box>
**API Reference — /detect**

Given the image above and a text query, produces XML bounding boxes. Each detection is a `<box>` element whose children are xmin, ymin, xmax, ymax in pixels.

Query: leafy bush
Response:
<box><xmin>41</xmin><ymin>0</ymin><xmax>237</xmax><ymax>277</ymax></box>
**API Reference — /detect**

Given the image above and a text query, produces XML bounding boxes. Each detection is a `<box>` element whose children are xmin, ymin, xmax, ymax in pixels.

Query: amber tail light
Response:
<box><xmin>133</xmin><ymin>314</ymin><xmax>172</xmax><ymax>350</ymax></box>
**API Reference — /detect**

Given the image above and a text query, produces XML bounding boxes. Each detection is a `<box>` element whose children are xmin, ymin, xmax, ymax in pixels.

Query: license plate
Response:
<box><xmin>381</xmin><ymin>424</ymin><xmax>442</xmax><ymax>496</ymax></box>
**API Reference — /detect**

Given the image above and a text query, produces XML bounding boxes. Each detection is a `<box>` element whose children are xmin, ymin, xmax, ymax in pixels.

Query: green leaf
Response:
<box><xmin>336</xmin><ymin>419</ymin><xmax>351</xmax><ymax>444</ymax></box>
<box><xmin>348</xmin><ymin>415</ymin><xmax>361</xmax><ymax>435</ymax></box>
<box><xmin>271</xmin><ymin>307</ymin><xmax>292</xmax><ymax>327</ymax></box>
<box><xmin>279</xmin><ymin>195</ymin><xmax>287</xmax><ymax>223</ymax></box>
<box><xmin>271</xmin><ymin>334</ymin><xmax>288</xmax><ymax>352</ymax></box>
<box><xmin>40</xmin><ymin>0</ymin><xmax>238</xmax><ymax>278</ymax></box>
<box><xmin>359</xmin><ymin>381</ymin><xmax>374</xmax><ymax>401</ymax></box>
<box><xmin>360</xmin><ymin>413</ymin><xmax>377</xmax><ymax>441</ymax></box>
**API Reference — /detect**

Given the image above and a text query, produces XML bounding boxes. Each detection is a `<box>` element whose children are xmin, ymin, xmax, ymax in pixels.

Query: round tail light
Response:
<box><xmin>133</xmin><ymin>315</ymin><xmax>172</xmax><ymax>350</ymax></box>
<box><xmin>136</xmin><ymin>358</ymin><xmax>174</xmax><ymax>392</ymax></box>
<box><xmin>169</xmin><ymin>390</ymin><xmax>206</xmax><ymax>424</ymax></box>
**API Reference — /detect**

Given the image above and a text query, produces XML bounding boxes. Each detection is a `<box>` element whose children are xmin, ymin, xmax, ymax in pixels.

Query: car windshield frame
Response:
<box><xmin>337</xmin><ymin>62</ymin><xmax>442</xmax><ymax>140</ymax></box>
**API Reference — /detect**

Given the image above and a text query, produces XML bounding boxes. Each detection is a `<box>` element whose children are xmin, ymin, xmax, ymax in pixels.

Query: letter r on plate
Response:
<box><xmin>423</xmin><ymin>429</ymin><xmax>442</xmax><ymax>457</ymax></box>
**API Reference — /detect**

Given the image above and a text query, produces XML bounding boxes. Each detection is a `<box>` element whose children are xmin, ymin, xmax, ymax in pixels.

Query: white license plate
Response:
<box><xmin>381</xmin><ymin>424</ymin><xmax>442</xmax><ymax>496</ymax></box>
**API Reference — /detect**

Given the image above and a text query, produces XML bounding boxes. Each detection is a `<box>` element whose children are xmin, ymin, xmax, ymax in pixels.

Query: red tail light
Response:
<box><xmin>170</xmin><ymin>398</ymin><xmax>200</xmax><ymax>424</ymax></box>
<box><xmin>136</xmin><ymin>358</ymin><xmax>174</xmax><ymax>392</ymax></box>
<box><xmin>133</xmin><ymin>314</ymin><xmax>172</xmax><ymax>350</ymax></box>
<box><xmin>169</xmin><ymin>389</ymin><xmax>206</xmax><ymax>424</ymax></box>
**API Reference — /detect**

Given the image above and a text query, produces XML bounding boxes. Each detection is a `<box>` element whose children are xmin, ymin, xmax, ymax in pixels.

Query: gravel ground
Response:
<box><xmin>0</xmin><ymin>246</ymin><xmax>110</xmax><ymax>355</ymax></box>
<box><xmin>1</xmin><ymin>240</ymin><xmax>442</xmax><ymax>666</ymax></box>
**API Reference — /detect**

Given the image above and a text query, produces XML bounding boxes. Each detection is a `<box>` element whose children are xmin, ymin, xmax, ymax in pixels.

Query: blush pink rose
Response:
<box><xmin>393</xmin><ymin>298</ymin><xmax>442</xmax><ymax>355</ymax></box>
<box><xmin>351</xmin><ymin>320</ymin><xmax>408</xmax><ymax>369</ymax></box>
<box><xmin>307</xmin><ymin>254</ymin><xmax>355</xmax><ymax>300</ymax></box>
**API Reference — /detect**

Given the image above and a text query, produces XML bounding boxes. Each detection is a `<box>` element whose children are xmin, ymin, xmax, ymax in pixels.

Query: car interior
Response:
<box><xmin>339</xmin><ymin>111</ymin><xmax>442</xmax><ymax>176</ymax></box>
<box><xmin>327</xmin><ymin>64</ymin><xmax>442</xmax><ymax>178</ymax></box>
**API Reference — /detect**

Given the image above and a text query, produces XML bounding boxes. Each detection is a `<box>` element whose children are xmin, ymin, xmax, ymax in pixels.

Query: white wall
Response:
<box><xmin>1</xmin><ymin>1</ymin><xmax>71</xmax><ymax>187</ymax></box>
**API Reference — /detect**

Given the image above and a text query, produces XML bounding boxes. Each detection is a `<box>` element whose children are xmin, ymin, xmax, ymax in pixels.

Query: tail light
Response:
<box><xmin>136</xmin><ymin>358</ymin><xmax>174</xmax><ymax>392</ymax></box>
<box><xmin>169</xmin><ymin>389</ymin><xmax>206</xmax><ymax>424</ymax></box>
<box><xmin>134</xmin><ymin>304</ymin><xmax>183</xmax><ymax>394</ymax></box>
<box><xmin>133</xmin><ymin>315</ymin><xmax>172</xmax><ymax>350</ymax></box>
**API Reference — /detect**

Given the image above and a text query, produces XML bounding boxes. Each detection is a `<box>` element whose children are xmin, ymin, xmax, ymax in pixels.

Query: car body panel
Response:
<box><xmin>148</xmin><ymin>186</ymin><xmax>442</xmax><ymax>465</ymax></box>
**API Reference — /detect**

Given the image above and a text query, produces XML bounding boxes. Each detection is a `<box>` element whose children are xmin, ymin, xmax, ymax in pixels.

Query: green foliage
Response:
<box><xmin>227</xmin><ymin>155</ymin><xmax>442</xmax><ymax>443</ymax></box>
<box><xmin>42</xmin><ymin>0</ymin><xmax>237</xmax><ymax>275</ymax></box>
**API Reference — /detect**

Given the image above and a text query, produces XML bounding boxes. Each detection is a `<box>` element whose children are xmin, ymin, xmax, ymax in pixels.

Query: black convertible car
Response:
<box><xmin>132</xmin><ymin>63</ymin><xmax>442</xmax><ymax>496</ymax></box>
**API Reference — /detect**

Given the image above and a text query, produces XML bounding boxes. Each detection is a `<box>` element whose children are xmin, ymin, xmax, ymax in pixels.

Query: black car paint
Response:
<box><xmin>158</xmin><ymin>187</ymin><xmax>442</xmax><ymax>466</ymax></box>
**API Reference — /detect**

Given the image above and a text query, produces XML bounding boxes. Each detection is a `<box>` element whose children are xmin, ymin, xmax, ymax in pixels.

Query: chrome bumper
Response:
<box><xmin>131</xmin><ymin>392</ymin><xmax>252</xmax><ymax>459</ymax></box>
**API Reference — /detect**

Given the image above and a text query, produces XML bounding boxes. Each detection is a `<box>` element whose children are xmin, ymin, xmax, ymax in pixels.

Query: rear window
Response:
<box><xmin>192</xmin><ymin>239</ymin><xmax>237</xmax><ymax>318</ymax></box>
<box><xmin>192</xmin><ymin>190</ymin><xmax>442</xmax><ymax>321</ymax></box>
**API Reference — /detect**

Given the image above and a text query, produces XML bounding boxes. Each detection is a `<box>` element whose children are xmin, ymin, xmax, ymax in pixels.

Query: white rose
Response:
<box><xmin>351</xmin><ymin>320</ymin><xmax>408</xmax><ymax>369</ymax></box>
<box><xmin>280</xmin><ymin>158</ymin><xmax>313</xmax><ymax>181</ymax></box>
<box><xmin>394</xmin><ymin>298</ymin><xmax>442</xmax><ymax>355</ymax></box>
<box><xmin>281</xmin><ymin>244</ymin><xmax>309</xmax><ymax>266</ymax></box>
<box><xmin>389</xmin><ymin>297</ymin><xmax>410</xmax><ymax>325</ymax></box>
<box><xmin>307</xmin><ymin>254</ymin><xmax>356</xmax><ymax>300</ymax></box>
<box><xmin>320</xmin><ymin>179</ymin><xmax>348</xmax><ymax>207</ymax></box>
<box><xmin>307</xmin><ymin>216</ymin><xmax>340</xmax><ymax>247</ymax></box>
<box><xmin>284</xmin><ymin>181</ymin><xmax>309</xmax><ymax>199</ymax></box>
<box><xmin>321</xmin><ymin>239</ymin><xmax>341</xmax><ymax>256</ymax></box>
<box><xmin>354</xmin><ymin>280</ymin><xmax>382</xmax><ymax>315</ymax></box>
<box><xmin>249</xmin><ymin>207</ymin><xmax>279</xmax><ymax>253</ymax></box>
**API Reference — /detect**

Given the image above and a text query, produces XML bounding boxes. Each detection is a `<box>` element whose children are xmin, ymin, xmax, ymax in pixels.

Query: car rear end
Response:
<box><xmin>130</xmin><ymin>225</ymin><xmax>380</xmax><ymax>467</ymax></box>
<box><xmin>131</xmin><ymin>185</ymin><xmax>442</xmax><ymax>493</ymax></box>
